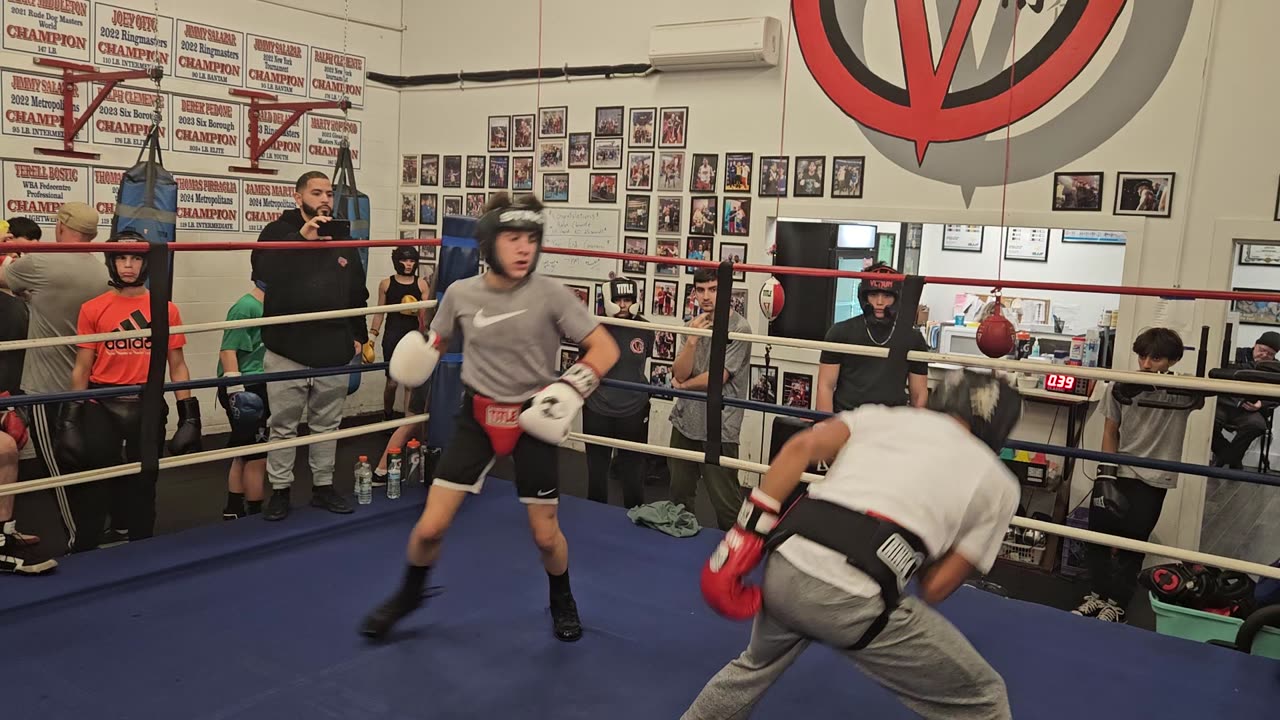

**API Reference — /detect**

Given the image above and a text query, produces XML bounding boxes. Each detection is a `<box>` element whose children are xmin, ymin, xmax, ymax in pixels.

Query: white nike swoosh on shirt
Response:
<box><xmin>473</xmin><ymin>308</ymin><xmax>527</xmax><ymax>328</ymax></box>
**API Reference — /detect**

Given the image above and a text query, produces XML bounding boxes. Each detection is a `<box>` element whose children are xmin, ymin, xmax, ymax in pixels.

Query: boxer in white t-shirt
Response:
<box><xmin>687</xmin><ymin>369</ymin><xmax>1024</xmax><ymax>720</ymax></box>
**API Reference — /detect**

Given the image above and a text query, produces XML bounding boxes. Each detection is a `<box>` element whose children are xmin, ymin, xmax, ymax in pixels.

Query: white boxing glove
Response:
<box><xmin>518</xmin><ymin>362</ymin><xmax>600</xmax><ymax>444</ymax></box>
<box><xmin>389</xmin><ymin>330</ymin><xmax>444</xmax><ymax>388</ymax></box>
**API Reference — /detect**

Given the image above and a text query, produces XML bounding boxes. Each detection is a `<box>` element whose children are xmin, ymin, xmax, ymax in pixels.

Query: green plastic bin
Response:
<box><xmin>1149</xmin><ymin>593</ymin><xmax>1280</xmax><ymax>660</ymax></box>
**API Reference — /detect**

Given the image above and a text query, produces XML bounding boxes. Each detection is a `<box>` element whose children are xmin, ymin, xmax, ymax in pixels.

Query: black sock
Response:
<box><xmin>548</xmin><ymin>568</ymin><xmax>571</xmax><ymax>597</ymax></box>
<box><xmin>403</xmin><ymin>564</ymin><xmax>431</xmax><ymax>595</ymax></box>
<box><xmin>225</xmin><ymin>492</ymin><xmax>244</xmax><ymax>514</ymax></box>
<box><xmin>245</xmin><ymin>500</ymin><xmax>263</xmax><ymax>515</ymax></box>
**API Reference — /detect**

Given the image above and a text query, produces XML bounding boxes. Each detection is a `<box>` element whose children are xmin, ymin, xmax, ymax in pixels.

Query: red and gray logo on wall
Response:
<box><xmin>792</xmin><ymin>0</ymin><xmax>1192</xmax><ymax>194</ymax></box>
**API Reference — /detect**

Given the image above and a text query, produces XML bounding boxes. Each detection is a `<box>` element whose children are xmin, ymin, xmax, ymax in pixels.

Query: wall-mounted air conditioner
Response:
<box><xmin>648</xmin><ymin>17</ymin><xmax>782</xmax><ymax>72</ymax></box>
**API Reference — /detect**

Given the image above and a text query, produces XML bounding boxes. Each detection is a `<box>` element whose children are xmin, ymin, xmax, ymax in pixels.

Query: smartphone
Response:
<box><xmin>321</xmin><ymin>218</ymin><xmax>351</xmax><ymax>239</ymax></box>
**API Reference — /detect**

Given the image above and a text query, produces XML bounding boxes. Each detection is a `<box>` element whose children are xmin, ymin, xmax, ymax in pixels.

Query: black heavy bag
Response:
<box><xmin>426</xmin><ymin>214</ymin><xmax>481</xmax><ymax>451</ymax></box>
<box><xmin>331</xmin><ymin>139</ymin><xmax>371</xmax><ymax>272</ymax></box>
<box><xmin>113</xmin><ymin>124</ymin><xmax>177</xmax><ymax>246</ymax></box>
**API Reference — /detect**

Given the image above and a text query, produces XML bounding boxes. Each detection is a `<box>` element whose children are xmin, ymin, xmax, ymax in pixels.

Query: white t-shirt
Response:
<box><xmin>776</xmin><ymin>405</ymin><xmax>1020</xmax><ymax>598</ymax></box>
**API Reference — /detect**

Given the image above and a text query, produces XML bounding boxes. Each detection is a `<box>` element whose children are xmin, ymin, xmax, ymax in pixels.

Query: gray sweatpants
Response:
<box><xmin>264</xmin><ymin>350</ymin><xmax>348</xmax><ymax>491</ymax></box>
<box><xmin>683</xmin><ymin>554</ymin><xmax>1011</xmax><ymax>720</ymax></box>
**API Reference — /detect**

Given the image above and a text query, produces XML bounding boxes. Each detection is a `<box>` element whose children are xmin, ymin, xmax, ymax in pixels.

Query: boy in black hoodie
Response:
<box><xmin>251</xmin><ymin>171</ymin><xmax>369</xmax><ymax>521</ymax></box>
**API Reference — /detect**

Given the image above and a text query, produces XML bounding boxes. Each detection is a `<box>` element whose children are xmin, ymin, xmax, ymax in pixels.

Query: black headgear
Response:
<box><xmin>392</xmin><ymin>246</ymin><xmax>420</xmax><ymax>276</ymax></box>
<box><xmin>927</xmin><ymin>369</ymin><xmax>1023</xmax><ymax>452</ymax></box>
<box><xmin>857</xmin><ymin>262</ymin><xmax>901</xmax><ymax>327</ymax></box>
<box><xmin>475</xmin><ymin>200</ymin><xmax>544</xmax><ymax>277</ymax></box>
<box><xmin>605</xmin><ymin>277</ymin><xmax>639</xmax><ymax>317</ymax></box>
<box><xmin>105</xmin><ymin>230</ymin><xmax>148</xmax><ymax>289</ymax></box>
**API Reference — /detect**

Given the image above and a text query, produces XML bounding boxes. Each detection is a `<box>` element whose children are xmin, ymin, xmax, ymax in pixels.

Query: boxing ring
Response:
<box><xmin>2</xmin><ymin>232</ymin><xmax>1280</xmax><ymax>719</ymax></box>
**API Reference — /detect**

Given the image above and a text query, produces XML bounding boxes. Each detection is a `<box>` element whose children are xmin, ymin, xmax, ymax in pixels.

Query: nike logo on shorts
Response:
<box><xmin>537</xmin><ymin>488</ymin><xmax>555</xmax><ymax>497</ymax></box>
<box><xmin>473</xmin><ymin>308</ymin><xmax>528</xmax><ymax>328</ymax></box>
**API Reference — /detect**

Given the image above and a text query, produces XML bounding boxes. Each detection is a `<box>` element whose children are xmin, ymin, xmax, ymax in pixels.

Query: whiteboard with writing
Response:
<box><xmin>541</xmin><ymin>206</ymin><xmax>621</xmax><ymax>281</ymax></box>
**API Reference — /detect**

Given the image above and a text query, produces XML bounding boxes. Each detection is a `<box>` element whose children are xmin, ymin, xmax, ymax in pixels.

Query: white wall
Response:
<box><xmin>0</xmin><ymin>0</ymin><xmax>404</xmax><ymax>431</ymax></box>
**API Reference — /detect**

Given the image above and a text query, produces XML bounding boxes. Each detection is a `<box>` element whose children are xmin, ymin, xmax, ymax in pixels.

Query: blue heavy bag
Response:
<box><xmin>331</xmin><ymin>139</ymin><xmax>371</xmax><ymax>274</ymax></box>
<box><xmin>112</xmin><ymin>124</ymin><xmax>177</xmax><ymax>246</ymax></box>
<box><xmin>427</xmin><ymin>214</ymin><xmax>480</xmax><ymax>450</ymax></box>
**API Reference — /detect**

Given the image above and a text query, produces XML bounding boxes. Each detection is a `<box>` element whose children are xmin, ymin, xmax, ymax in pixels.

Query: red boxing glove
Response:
<box><xmin>0</xmin><ymin>393</ymin><xmax>28</xmax><ymax>450</ymax></box>
<box><xmin>700</xmin><ymin>489</ymin><xmax>782</xmax><ymax>621</ymax></box>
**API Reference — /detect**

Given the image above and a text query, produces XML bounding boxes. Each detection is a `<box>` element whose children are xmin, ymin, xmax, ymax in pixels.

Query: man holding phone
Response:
<box><xmin>251</xmin><ymin>171</ymin><xmax>369</xmax><ymax>521</ymax></box>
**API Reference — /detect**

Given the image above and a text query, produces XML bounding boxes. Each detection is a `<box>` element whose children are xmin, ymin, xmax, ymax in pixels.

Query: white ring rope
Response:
<box><xmin>0</xmin><ymin>300</ymin><xmax>438</xmax><ymax>354</ymax></box>
<box><xmin>568</xmin><ymin>432</ymin><xmax>1280</xmax><ymax>581</ymax></box>
<box><xmin>0</xmin><ymin>414</ymin><xmax>427</xmax><ymax>499</ymax></box>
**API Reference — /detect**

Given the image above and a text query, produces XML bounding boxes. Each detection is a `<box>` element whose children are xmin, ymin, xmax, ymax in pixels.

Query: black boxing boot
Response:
<box><xmin>360</xmin><ymin>564</ymin><xmax>439</xmax><ymax>640</ymax></box>
<box><xmin>548</xmin><ymin>569</ymin><xmax>582</xmax><ymax>642</ymax></box>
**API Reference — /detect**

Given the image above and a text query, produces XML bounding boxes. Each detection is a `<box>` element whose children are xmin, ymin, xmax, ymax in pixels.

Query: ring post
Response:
<box><xmin>703</xmin><ymin>260</ymin><xmax>735</xmax><ymax>466</ymax></box>
<box><xmin>139</xmin><ymin>237</ymin><xmax>172</xmax><ymax>492</ymax></box>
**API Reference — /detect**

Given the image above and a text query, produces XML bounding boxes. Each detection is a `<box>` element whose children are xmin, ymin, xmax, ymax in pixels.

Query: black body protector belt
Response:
<box><xmin>765</xmin><ymin>497</ymin><xmax>928</xmax><ymax>650</ymax></box>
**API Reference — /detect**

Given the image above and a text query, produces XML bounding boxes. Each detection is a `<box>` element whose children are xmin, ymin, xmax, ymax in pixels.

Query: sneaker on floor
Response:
<box><xmin>371</xmin><ymin>470</ymin><xmax>387</xmax><ymax>488</ymax></box>
<box><xmin>1095</xmin><ymin>601</ymin><xmax>1126</xmax><ymax>623</ymax></box>
<box><xmin>359</xmin><ymin>588</ymin><xmax>437</xmax><ymax>640</ymax></box>
<box><xmin>264</xmin><ymin>489</ymin><xmax>291</xmax><ymax>521</ymax></box>
<box><xmin>1071</xmin><ymin>592</ymin><xmax>1108</xmax><ymax>617</ymax></box>
<box><xmin>0</xmin><ymin>532</ymin><xmax>58</xmax><ymax>575</ymax></box>
<box><xmin>99</xmin><ymin>528</ymin><xmax>129</xmax><ymax>549</ymax></box>
<box><xmin>550</xmin><ymin>592</ymin><xmax>583</xmax><ymax>642</ymax></box>
<box><xmin>222</xmin><ymin>510</ymin><xmax>244</xmax><ymax>521</ymax></box>
<box><xmin>310</xmin><ymin>485</ymin><xmax>353</xmax><ymax>514</ymax></box>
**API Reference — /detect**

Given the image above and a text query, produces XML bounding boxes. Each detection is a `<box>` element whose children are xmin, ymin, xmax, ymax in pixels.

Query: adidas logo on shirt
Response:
<box><xmin>103</xmin><ymin>310</ymin><xmax>152</xmax><ymax>352</ymax></box>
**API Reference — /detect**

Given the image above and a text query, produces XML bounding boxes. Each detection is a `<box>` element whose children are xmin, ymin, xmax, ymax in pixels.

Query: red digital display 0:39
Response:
<box><xmin>1045</xmin><ymin>373</ymin><xmax>1077</xmax><ymax>392</ymax></box>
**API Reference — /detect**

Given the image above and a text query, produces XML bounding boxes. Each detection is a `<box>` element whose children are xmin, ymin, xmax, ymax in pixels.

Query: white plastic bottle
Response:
<box><xmin>356</xmin><ymin>455</ymin><xmax>373</xmax><ymax>505</ymax></box>
<box><xmin>387</xmin><ymin>448</ymin><xmax>402</xmax><ymax>500</ymax></box>
<box><xmin>1084</xmin><ymin>327</ymin><xmax>1101</xmax><ymax>367</ymax></box>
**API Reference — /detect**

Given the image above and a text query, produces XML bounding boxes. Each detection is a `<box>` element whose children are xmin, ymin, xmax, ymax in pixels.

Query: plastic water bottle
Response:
<box><xmin>387</xmin><ymin>448</ymin><xmax>402</xmax><ymax>500</ymax></box>
<box><xmin>356</xmin><ymin>455</ymin><xmax>373</xmax><ymax>505</ymax></box>
<box><xmin>406</xmin><ymin>439</ymin><xmax>423</xmax><ymax>485</ymax></box>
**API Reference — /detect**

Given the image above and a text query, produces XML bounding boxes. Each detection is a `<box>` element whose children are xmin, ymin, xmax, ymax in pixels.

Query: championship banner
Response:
<box><xmin>92</xmin><ymin>3</ymin><xmax>173</xmax><ymax>72</ymax></box>
<box><xmin>3</xmin><ymin>160</ymin><xmax>89</xmax><ymax>225</ymax></box>
<box><xmin>309</xmin><ymin>47</ymin><xmax>364</xmax><ymax>108</ymax></box>
<box><xmin>2</xmin><ymin>0</ymin><xmax>91</xmax><ymax>61</ymax></box>
<box><xmin>1</xmin><ymin>70</ymin><xmax>86</xmax><ymax>141</ymax></box>
<box><xmin>174</xmin><ymin>173</ymin><xmax>239</xmax><ymax>232</ymax></box>
<box><xmin>246</xmin><ymin>34</ymin><xmax>307</xmax><ymax>97</ymax></box>
<box><xmin>254</xmin><ymin>108</ymin><xmax>303</xmax><ymax>164</ymax></box>
<box><xmin>90</xmin><ymin>83</ymin><xmax>167</xmax><ymax>149</ymax></box>
<box><xmin>171</xmin><ymin>95</ymin><xmax>241</xmax><ymax>157</ymax></box>
<box><xmin>241</xmin><ymin>179</ymin><xmax>294</xmax><ymax>234</ymax></box>
<box><xmin>91</xmin><ymin>166</ymin><xmax>124</xmax><ymax>226</ymax></box>
<box><xmin>305</xmin><ymin>114</ymin><xmax>361</xmax><ymax>169</ymax></box>
<box><xmin>174</xmin><ymin>19</ymin><xmax>244</xmax><ymax>86</ymax></box>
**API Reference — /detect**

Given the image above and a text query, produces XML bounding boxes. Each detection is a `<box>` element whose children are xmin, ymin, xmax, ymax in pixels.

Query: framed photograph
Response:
<box><xmin>723</xmin><ymin>152</ymin><xmax>753</xmax><ymax>193</ymax></box>
<box><xmin>538</xmin><ymin>106</ymin><xmax>567</xmax><ymax>138</ymax></box>
<box><xmin>420</xmin><ymin>263</ymin><xmax>436</xmax><ymax>282</ymax></box>
<box><xmin>626</xmin><ymin>151</ymin><xmax>654</xmax><ymax>191</ymax></box>
<box><xmin>658</xmin><ymin>107</ymin><xmax>688</xmax><ymax>148</ymax></box>
<box><xmin>465</xmin><ymin>193</ymin><xmax>486</xmax><ymax>218</ymax></box>
<box><xmin>831</xmin><ymin>156</ymin><xmax>865</xmax><ymax>198</ymax></box>
<box><xmin>657</xmin><ymin>151</ymin><xmax>685</xmax><ymax>192</ymax></box>
<box><xmin>593</xmin><ymin>283</ymin><xmax>606</xmax><ymax>316</ymax></box>
<box><xmin>511</xmin><ymin>114</ymin><xmax>535</xmax><ymax>151</ymax></box>
<box><xmin>487</xmin><ymin>115</ymin><xmax>510</xmax><ymax>151</ymax></box>
<box><xmin>1240</xmin><ymin>243</ymin><xmax>1280</xmax><ymax>266</ymax></box>
<box><xmin>541</xmin><ymin>173</ymin><xmax>569</xmax><ymax>202</ymax></box>
<box><xmin>420</xmin><ymin>154</ymin><xmax>439</xmax><ymax>186</ymax></box>
<box><xmin>1275</xmin><ymin>179</ymin><xmax>1280</xmax><ymax>221</ymax></box>
<box><xmin>559</xmin><ymin>346</ymin><xmax>581</xmax><ymax>372</ymax></box>
<box><xmin>794</xmin><ymin>156</ymin><xmax>826</xmax><ymax>197</ymax></box>
<box><xmin>630</xmin><ymin>107</ymin><xmax>656</xmax><ymax>147</ymax></box>
<box><xmin>623</xmin><ymin>235</ymin><xmax>648</xmax><ymax>273</ymax></box>
<box><xmin>624</xmin><ymin>195</ymin><xmax>650</xmax><ymax>232</ymax></box>
<box><xmin>442</xmin><ymin>155</ymin><xmax>462</xmax><ymax>188</ymax></box>
<box><xmin>488</xmin><ymin>156</ymin><xmax>509</xmax><ymax>189</ymax></box>
<box><xmin>419</xmin><ymin>241</ymin><xmax>437</xmax><ymax>258</ymax></box>
<box><xmin>511</xmin><ymin>156</ymin><xmax>534</xmax><ymax>191</ymax></box>
<box><xmin>568</xmin><ymin>132</ymin><xmax>592</xmax><ymax>168</ymax></box>
<box><xmin>730</xmin><ymin>287</ymin><xmax>747</xmax><ymax>316</ymax></box>
<box><xmin>465</xmin><ymin>156</ymin><xmax>486</xmax><ymax>188</ymax></box>
<box><xmin>1002</xmin><ymin>226</ymin><xmax>1050</xmax><ymax>262</ymax></box>
<box><xmin>722</xmin><ymin>199</ymin><xmax>750</xmax><ymax>237</ymax></box>
<box><xmin>398</xmin><ymin>230</ymin><xmax>416</xmax><ymax>240</ymax></box>
<box><xmin>652</xmin><ymin>278</ymin><xmax>678</xmax><ymax>317</ymax></box>
<box><xmin>682</xmin><ymin>282</ymin><xmax>702</xmax><ymax>321</ymax></box>
<box><xmin>656</xmin><ymin>196</ymin><xmax>682</xmax><ymax>235</ymax></box>
<box><xmin>443</xmin><ymin>195</ymin><xmax>462</xmax><ymax>216</ymax></box>
<box><xmin>689</xmin><ymin>196</ymin><xmax>718</xmax><ymax>236</ymax></box>
<box><xmin>595</xmin><ymin>105</ymin><xmax>624</xmax><ymax>137</ymax></box>
<box><xmin>759</xmin><ymin>156</ymin><xmax>789</xmax><ymax>197</ymax></box>
<box><xmin>1052</xmin><ymin>171</ymin><xmax>1103</xmax><ymax>211</ymax></box>
<box><xmin>593</xmin><ymin>138</ymin><xmax>623</xmax><ymax>169</ymax></box>
<box><xmin>589</xmin><ymin>173</ymin><xmax>618</xmax><ymax>203</ymax></box>
<box><xmin>649</xmin><ymin>360</ymin><xmax>673</xmax><ymax>390</ymax></box>
<box><xmin>685</xmin><ymin>236</ymin><xmax>712</xmax><ymax>275</ymax></box>
<box><xmin>538</xmin><ymin>141</ymin><xmax>565</xmax><ymax>171</ymax></box>
<box><xmin>655</xmin><ymin>238</ymin><xmax>680</xmax><ymax>276</ymax></box>
<box><xmin>1231</xmin><ymin>288</ymin><xmax>1280</xmax><ymax>326</ymax></box>
<box><xmin>652</xmin><ymin>330</ymin><xmax>676</xmax><ymax>361</ymax></box>
<box><xmin>720</xmin><ymin>241</ymin><xmax>747</xmax><ymax>281</ymax></box>
<box><xmin>690</xmin><ymin>153</ymin><xmax>718</xmax><ymax>193</ymax></box>
<box><xmin>566</xmin><ymin>284</ymin><xmax>591</xmax><ymax>308</ymax></box>
<box><xmin>400</xmin><ymin>193</ymin><xmax>416</xmax><ymax>223</ymax></box>
<box><xmin>401</xmin><ymin>155</ymin><xmax>418</xmax><ymax>185</ymax></box>
<box><xmin>418</xmin><ymin>193</ymin><xmax>438</xmax><ymax>225</ymax></box>
<box><xmin>1114</xmin><ymin>172</ymin><xmax>1174</xmax><ymax>217</ymax></box>
<box><xmin>942</xmin><ymin>224</ymin><xmax>983</xmax><ymax>252</ymax></box>
<box><xmin>749</xmin><ymin>365</ymin><xmax>779</xmax><ymax>404</ymax></box>
<box><xmin>782</xmin><ymin>371</ymin><xmax>814</xmax><ymax>409</ymax></box>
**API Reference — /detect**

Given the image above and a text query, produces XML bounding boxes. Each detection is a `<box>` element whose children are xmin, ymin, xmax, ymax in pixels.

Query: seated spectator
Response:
<box><xmin>1211</xmin><ymin>331</ymin><xmax>1279</xmax><ymax>469</ymax></box>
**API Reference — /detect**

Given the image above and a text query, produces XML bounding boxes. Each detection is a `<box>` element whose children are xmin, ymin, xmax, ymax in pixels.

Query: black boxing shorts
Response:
<box><xmin>431</xmin><ymin>388</ymin><xmax>559</xmax><ymax>504</ymax></box>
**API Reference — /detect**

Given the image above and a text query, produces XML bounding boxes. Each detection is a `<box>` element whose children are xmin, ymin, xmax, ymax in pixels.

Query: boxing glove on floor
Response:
<box><xmin>519</xmin><ymin>363</ymin><xmax>600</xmax><ymax>444</ymax></box>
<box><xmin>389</xmin><ymin>330</ymin><xmax>443</xmax><ymax>388</ymax></box>
<box><xmin>701</xmin><ymin>489</ymin><xmax>782</xmax><ymax>621</ymax></box>
<box><xmin>168</xmin><ymin>397</ymin><xmax>202</xmax><ymax>455</ymax></box>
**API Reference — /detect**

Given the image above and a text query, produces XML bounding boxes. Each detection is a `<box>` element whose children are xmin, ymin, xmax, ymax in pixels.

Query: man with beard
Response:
<box><xmin>251</xmin><ymin>171</ymin><xmax>369</xmax><ymax>521</ymax></box>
